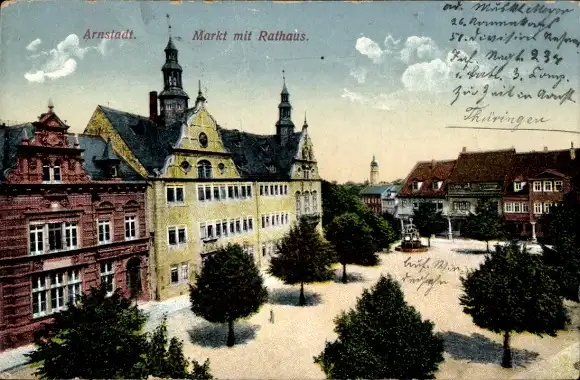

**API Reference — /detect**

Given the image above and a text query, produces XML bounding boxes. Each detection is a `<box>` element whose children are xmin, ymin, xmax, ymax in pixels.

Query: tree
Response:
<box><xmin>463</xmin><ymin>199</ymin><xmax>505</xmax><ymax>252</ymax></box>
<box><xmin>314</xmin><ymin>275</ymin><xmax>444</xmax><ymax>379</ymax></box>
<box><xmin>541</xmin><ymin>197</ymin><xmax>580</xmax><ymax>302</ymax></box>
<box><xmin>459</xmin><ymin>242</ymin><xmax>569</xmax><ymax>368</ymax></box>
<box><xmin>26</xmin><ymin>283</ymin><xmax>213</xmax><ymax>379</ymax></box>
<box><xmin>412</xmin><ymin>202</ymin><xmax>447</xmax><ymax>247</ymax></box>
<box><xmin>381</xmin><ymin>211</ymin><xmax>402</xmax><ymax>241</ymax></box>
<box><xmin>190</xmin><ymin>243</ymin><xmax>268</xmax><ymax>347</ymax></box>
<box><xmin>326</xmin><ymin>213</ymin><xmax>377</xmax><ymax>283</ymax></box>
<box><xmin>268</xmin><ymin>215</ymin><xmax>336</xmax><ymax>306</ymax></box>
<box><xmin>145</xmin><ymin>316</ymin><xmax>213</xmax><ymax>380</ymax></box>
<box><xmin>357</xmin><ymin>204</ymin><xmax>396</xmax><ymax>254</ymax></box>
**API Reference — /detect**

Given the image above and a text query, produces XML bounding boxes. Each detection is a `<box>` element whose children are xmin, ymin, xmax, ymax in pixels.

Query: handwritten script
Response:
<box><xmin>400</xmin><ymin>256</ymin><xmax>468</xmax><ymax>296</ymax></box>
<box><xmin>443</xmin><ymin>1</ymin><xmax>578</xmax><ymax>130</ymax></box>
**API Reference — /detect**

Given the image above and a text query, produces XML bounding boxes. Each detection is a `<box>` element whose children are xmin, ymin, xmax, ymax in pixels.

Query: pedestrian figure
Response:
<box><xmin>269</xmin><ymin>308</ymin><xmax>275</xmax><ymax>324</ymax></box>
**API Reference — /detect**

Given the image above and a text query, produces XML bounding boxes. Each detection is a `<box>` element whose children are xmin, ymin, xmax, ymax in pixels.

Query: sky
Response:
<box><xmin>1</xmin><ymin>0</ymin><xmax>579</xmax><ymax>183</ymax></box>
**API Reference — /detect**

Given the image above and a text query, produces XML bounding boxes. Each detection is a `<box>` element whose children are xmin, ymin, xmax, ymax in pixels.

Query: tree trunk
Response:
<box><xmin>299</xmin><ymin>282</ymin><xmax>306</xmax><ymax>306</ymax></box>
<box><xmin>342</xmin><ymin>264</ymin><xmax>348</xmax><ymax>284</ymax></box>
<box><xmin>486</xmin><ymin>240</ymin><xmax>490</xmax><ymax>253</ymax></box>
<box><xmin>501</xmin><ymin>330</ymin><xmax>512</xmax><ymax>368</ymax></box>
<box><xmin>226</xmin><ymin>319</ymin><xmax>235</xmax><ymax>347</ymax></box>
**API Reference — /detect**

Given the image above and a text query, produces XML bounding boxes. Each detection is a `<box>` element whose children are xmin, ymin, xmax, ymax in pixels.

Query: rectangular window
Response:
<box><xmin>181</xmin><ymin>263</ymin><xmax>189</xmax><ymax>282</ymax></box>
<box><xmin>533</xmin><ymin>181</ymin><xmax>542</xmax><ymax>192</ymax></box>
<box><xmin>543</xmin><ymin>181</ymin><xmax>553</xmax><ymax>192</ymax></box>
<box><xmin>98</xmin><ymin>220</ymin><xmax>111</xmax><ymax>245</ymax></box>
<box><xmin>222</xmin><ymin>220</ymin><xmax>228</xmax><ymax>237</ymax></box>
<box><xmin>67</xmin><ymin>269</ymin><xmax>81</xmax><ymax>305</ymax></box>
<box><xmin>213</xmin><ymin>186</ymin><xmax>220</xmax><ymax>201</ymax></box>
<box><xmin>168</xmin><ymin>226</ymin><xmax>186</xmax><ymax>245</ymax></box>
<box><xmin>204</xmin><ymin>186</ymin><xmax>211</xmax><ymax>201</ymax></box>
<box><xmin>199</xmin><ymin>223</ymin><xmax>206</xmax><ymax>239</ymax></box>
<box><xmin>124</xmin><ymin>216</ymin><xmax>137</xmax><ymax>240</ymax></box>
<box><xmin>220</xmin><ymin>185</ymin><xmax>227</xmax><ymax>200</ymax></box>
<box><xmin>514</xmin><ymin>182</ymin><xmax>523</xmax><ymax>191</ymax></box>
<box><xmin>178</xmin><ymin>227</ymin><xmax>186</xmax><ymax>244</ymax></box>
<box><xmin>243</xmin><ymin>218</ymin><xmax>248</xmax><ymax>232</ymax></box>
<box><xmin>262</xmin><ymin>215</ymin><xmax>265</xmax><ymax>229</ymax></box>
<box><xmin>32</xmin><ymin>276</ymin><xmax>47</xmax><ymax>317</ymax></box>
<box><xmin>197</xmin><ymin>186</ymin><xmax>205</xmax><ymax>201</ymax></box>
<box><xmin>170</xmin><ymin>265</ymin><xmax>179</xmax><ymax>284</ymax></box>
<box><xmin>100</xmin><ymin>261</ymin><xmax>114</xmax><ymax>295</ymax></box>
<box><xmin>274</xmin><ymin>185</ymin><xmax>279</xmax><ymax>196</ymax></box>
<box><xmin>265</xmin><ymin>185</ymin><xmax>270</xmax><ymax>196</ymax></box>
<box><xmin>241</xmin><ymin>185</ymin><xmax>247</xmax><ymax>198</ymax></box>
<box><xmin>228</xmin><ymin>185</ymin><xmax>234</xmax><ymax>199</ymax></box>
<box><xmin>30</xmin><ymin>224</ymin><xmax>44</xmax><ymax>255</ymax></box>
<box><xmin>167</xmin><ymin>186</ymin><xmax>184</xmax><ymax>203</ymax></box>
<box><xmin>216</xmin><ymin>222</ymin><xmax>222</xmax><ymax>238</ymax></box>
<box><xmin>50</xmin><ymin>272</ymin><xmax>65</xmax><ymax>313</ymax></box>
<box><xmin>522</xmin><ymin>203</ymin><xmax>529</xmax><ymax>212</ymax></box>
<box><xmin>248</xmin><ymin>218</ymin><xmax>253</xmax><ymax>231</ymax></box>
<box><xmin>33</xmin><ymin>271</ymin><xmax>82</xmax><ymax>318</ymax></box>
<box><xmin>504</xmin><ymin>202</ymin><xmax>513</xmax><ymax>213</ymax></box>
<box><xmin>534</xmin><ymin>202</ymin><xmax>543</xmax><ymax>214</ymax></box>
<box><xmin>230</xmin><ymin>220</ymin><xmax>235</xmax><ymax>235</ymax></box>
<box><xmin>554</xmin><ymin>181</ymin><xmax>563</xmax><ymax>192</ymax></box>
<box><xmin>235</xmin><ymin>219</ymin><xmax>241</xmax><ymax>234</ymax></box>
<box><xmin>266</xmin><ymin>215</ymin><xmax>270</xmax><ymax>228</ymax></box>
<box><xmin>48</xmin><ymin>223</ymin><xmax>63</xmax><ymax>251</ymax></box>
<box><xmin>207</xmin><ymin>224</ymin><xmax>214</xmax><ymax>239</ymax></box>
<box><xmin>247</xmin><ymin>185</ymin><xmax>252</xmax><ymax>198</ymax></box>
<box><xmin>234</xmin><ymin>186</ymin><xmax>240</xmax><ymax>199</ymax></box>
<box><xmin>513</xmin><ymin>203</ymin><xmax>521</xmax><ymax>213</ymax></box>
<box><xmin>544</xmin><ymin>202</ymin><xmax>552</xmax><ymax>214</ymax></box>
<box><xmin>260</xmin><ymin>186</ymin><xmax>264</xmax><ymax>196</ymax></box>
<box><xmin>64</xmin><ymin>222</ymin><xmax>78</xmax><ymax>249</ymax></box>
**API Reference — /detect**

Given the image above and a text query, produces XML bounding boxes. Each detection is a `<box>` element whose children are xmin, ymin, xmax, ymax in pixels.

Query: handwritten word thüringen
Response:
<box><xmin>192</xmin><ymin>30</ymin><xmax>307</xmax><ymax>42</ymax></box>
<box><xmin>83</xmin><ymin>29</ymin><xmax>135</xmax><ymax>40</ymax></box>
<box><xmin>463</xmin><ymin>105</ymin><xmax>549</xmax><ymax>130</ymax></box>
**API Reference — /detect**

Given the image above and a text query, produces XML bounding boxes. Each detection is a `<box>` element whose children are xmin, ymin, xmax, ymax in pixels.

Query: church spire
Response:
<box><xmin>275</xmin><ymin>70</ymin><xmax>295</xmax><ymax>145</ymax></box>
<box><xmin>196</xmin><ymin>79</ymin><xmax>206</xmax><ymax>106</ymax></box>
<box><xmin>302</xmin><ymin>111</ymin><xmax>308</xmax><ymax>130</ymax></box>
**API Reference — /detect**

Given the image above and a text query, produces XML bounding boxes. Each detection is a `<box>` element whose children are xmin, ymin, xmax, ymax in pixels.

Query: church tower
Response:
<box><xmin>276</xmin><ymin>71</ymin><xmax>295</xmax><ymax>146</ymax></box>
<box><xmin>158</xmin><ymin>36</ymin><xmax>189</xmax><ymax>125</ymax></box>
<box><xmin>370</xmin><ymin>155</ymin><xmax>379</xmax><ymax>184</ymax></box>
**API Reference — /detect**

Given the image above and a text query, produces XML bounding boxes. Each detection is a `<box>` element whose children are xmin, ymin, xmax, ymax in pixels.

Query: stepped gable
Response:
<box><xmin>399</xmin><ymin>159</ymin><xmax>456</xmax><ymax>198</ymax></box>
<box><xmin>218</xmin><ymin>128</ymin><xmax>302</xmax><ymax>180</ymax></box>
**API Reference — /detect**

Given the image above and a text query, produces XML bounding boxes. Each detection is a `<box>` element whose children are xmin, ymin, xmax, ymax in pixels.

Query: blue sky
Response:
<box><xmin>1</xmin><ymin>0</ymin><xmax>578</xmax><ymax>182</ymax></box>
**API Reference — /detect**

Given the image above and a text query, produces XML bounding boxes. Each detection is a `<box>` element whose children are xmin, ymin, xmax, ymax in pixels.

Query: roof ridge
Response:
<box><xmin>416</xmin><ymin>159</ymin><xmax>456</xmax><ymax>164</ymax></box>
<box><xmin>98</xmin><ymin>105</ymin><xmax>150</xmax><ymax>121</ymax></box>
<box><xmin>459</xmin><ymin>148</ymin><xmax>515</xmax><ymax>154</ymax></box>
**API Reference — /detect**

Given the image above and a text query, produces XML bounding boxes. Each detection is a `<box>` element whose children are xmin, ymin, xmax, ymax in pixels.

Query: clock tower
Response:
<box><xmin>158</xmin><ymin>36</ymin><xmax>189</xmax><ymax>125</ymax></box>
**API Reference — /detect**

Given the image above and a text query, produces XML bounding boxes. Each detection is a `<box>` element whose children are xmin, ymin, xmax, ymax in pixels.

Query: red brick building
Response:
<box><xmin>0</xmin><ymin>105</ymin><xmax>150</xmax><ymax>351</ymax></box>
<box><xmin>503</xmin><ymin>144</ymin><xmax>579</xmax><ymax>241</ymax></box>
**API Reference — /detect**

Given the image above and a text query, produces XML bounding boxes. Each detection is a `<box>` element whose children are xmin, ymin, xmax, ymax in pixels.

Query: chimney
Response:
<box><xmin>571</xmin><ymin>142</ymin><xmax>576</xmax><ymax>160</ymax></box>
<box><xmin>149</xmin><ymin>91</ymin><xmax>158</xmax><ymax>121</ymax></box>
<box><xmin>543</xmin><ymin>146</ymin><xmax>548</xmax><ymax>151</ymax></box>
<box><xmin>462</xmin><ymin>147</ymin><xmax>467</xmax><ymax>153</ymax></box>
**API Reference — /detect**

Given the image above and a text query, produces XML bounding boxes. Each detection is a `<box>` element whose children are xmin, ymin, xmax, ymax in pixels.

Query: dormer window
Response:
<box><xmin>432</xmin><ymin>181</ymin><xmax>442</xmax><ymax>190</ymax></box>
<box><xmin>42</xmin><ymin>160</ymin><xmax>61</xmax><ymax>183</ymax></box>
<box><xmin>412</xmin><ymin>181</ymin><xmax>422</xmax><ymax>191</ymax></box>
<box><xmin>514</xmin><ymin>182</ymin><xmax>524</xmax><ymax>192</ymax></box>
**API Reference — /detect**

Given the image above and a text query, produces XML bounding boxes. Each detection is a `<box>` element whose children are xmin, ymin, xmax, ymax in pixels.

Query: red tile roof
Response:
<box><xmin>447</xmin><ymin>149</ymin><xmax>516</xmax><ymax>184</ymax></box>
<box><xmin>398</xmin><ymin>159</ymin><xmax>456</xmax><ymax>198</ymax></box>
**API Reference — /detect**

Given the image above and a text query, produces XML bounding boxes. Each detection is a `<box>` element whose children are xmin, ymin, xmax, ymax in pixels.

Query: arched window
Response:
<box><xmin>312</xmin><ymin>191</ymin><xmax>318</xmax><ymax>212</ymax></box>
<box><xmin>197</xmin><ymin>160</ymin><xmax>212</xmax><ymax>179</ymax></box>
<box><xmin>303</xmin><ymin>191</ymin><xmax>311</xmax><ymax>214</ymax></box>
<box><xmin>295</xmin><ymin>191</ymin><xmax>302</xmax><ymax>218</ymax></box>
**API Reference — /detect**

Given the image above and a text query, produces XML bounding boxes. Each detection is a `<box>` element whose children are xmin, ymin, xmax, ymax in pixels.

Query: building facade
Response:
<box><xmin>360</xmin><ymin>184</ymin><xmax>401</xmax><ymax>217</ymax></box>
<box><xmin>0</xmin><ymin>106</ymin><xmax>150</xmax><ymax>351</ymax></box>
<box><xmin>446</xmin><ymin>148</ymin><xmax>514</xmax><ymax>235</ymax></box>
<box><xmin>397</xmin><ymin>159</ymin><xmax>456</xmax><ymax>235</ymax></box>
<box><xmin>503</xmin><ymin>145</ymin><xmax>578</xmax><ymax>241</ymax></box>
<box><xmin>84</xmin><ymin>37</ymin><xmax>322</xmax><ymax>301</ymax></box>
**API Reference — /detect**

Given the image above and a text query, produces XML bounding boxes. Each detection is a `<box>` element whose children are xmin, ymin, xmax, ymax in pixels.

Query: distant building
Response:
<box><xmin>370</xmin><ymin>155</ymin><xmax>379</xmax><ymax>185</ymax></box>
<box><xmin>397</xmin><ymin>159</ymin><xmax>456</xmax><ymax>235</ymax></box>
<box><xmin>360</xmin><ymin>183</ymin><xmax>402</xmax><ymax>217</ymax></box>
<box><xmin>0</xmin><ymin>104</ymin><xmax>150</xmax><ymax>351</ymax></box>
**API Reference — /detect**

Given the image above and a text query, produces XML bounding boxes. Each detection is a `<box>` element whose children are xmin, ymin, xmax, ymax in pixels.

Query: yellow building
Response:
<box><xmin>84</xmin><ymin>37</ymin><xmax>321</xmax><ymax>300</ymax></box>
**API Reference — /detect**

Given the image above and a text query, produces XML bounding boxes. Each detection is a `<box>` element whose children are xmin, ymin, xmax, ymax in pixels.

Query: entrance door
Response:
<box><xmin>126</xmin><ymin>257</ymin><xmax>142</xmax><ymax>299</ymax></box>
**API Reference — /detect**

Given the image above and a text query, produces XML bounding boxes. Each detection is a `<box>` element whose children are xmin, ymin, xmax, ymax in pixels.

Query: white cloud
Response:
<box><xmin>399</xmin><ymin>36</ymin><xmax>441</xmax><ymax>64</ymax></box>
<box><xmin>383</xmin><ymin>34</ymin><xmax>401</xmax><ymax>54</ymax></box>
<box><xmin>355</xmin><ymin>37</ymin><xmax>385</xmax><ymax>64</ymax></box>
<box><xmin>349</xmin><ymin>67</ymin><xmax>368</xmax><ymax>84</ymax></box>
<box><xmin>24</xmin><ymin>34</ymin><xmax>108</xmax><ymax>83</ymax></box>
<box><xmin>401</xmin><ymin>59</ymin><xmax>450</xmax><ymax>93</ymax></box>
<box><xmin>26</xmin><ymin>38</ymin><xmax>42</xmax><ymax>52</ymax></box>
<box><xmin>341</xmin><ymin>88</ymin><xmax>367</xmax><ymax>104</ymax></box>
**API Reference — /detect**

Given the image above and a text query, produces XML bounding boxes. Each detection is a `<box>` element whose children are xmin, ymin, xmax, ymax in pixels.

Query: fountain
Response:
<box><xmin>395</xmin><ymin>218</ymin><xmax>428</xmax><ymax>253</ymax></box>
